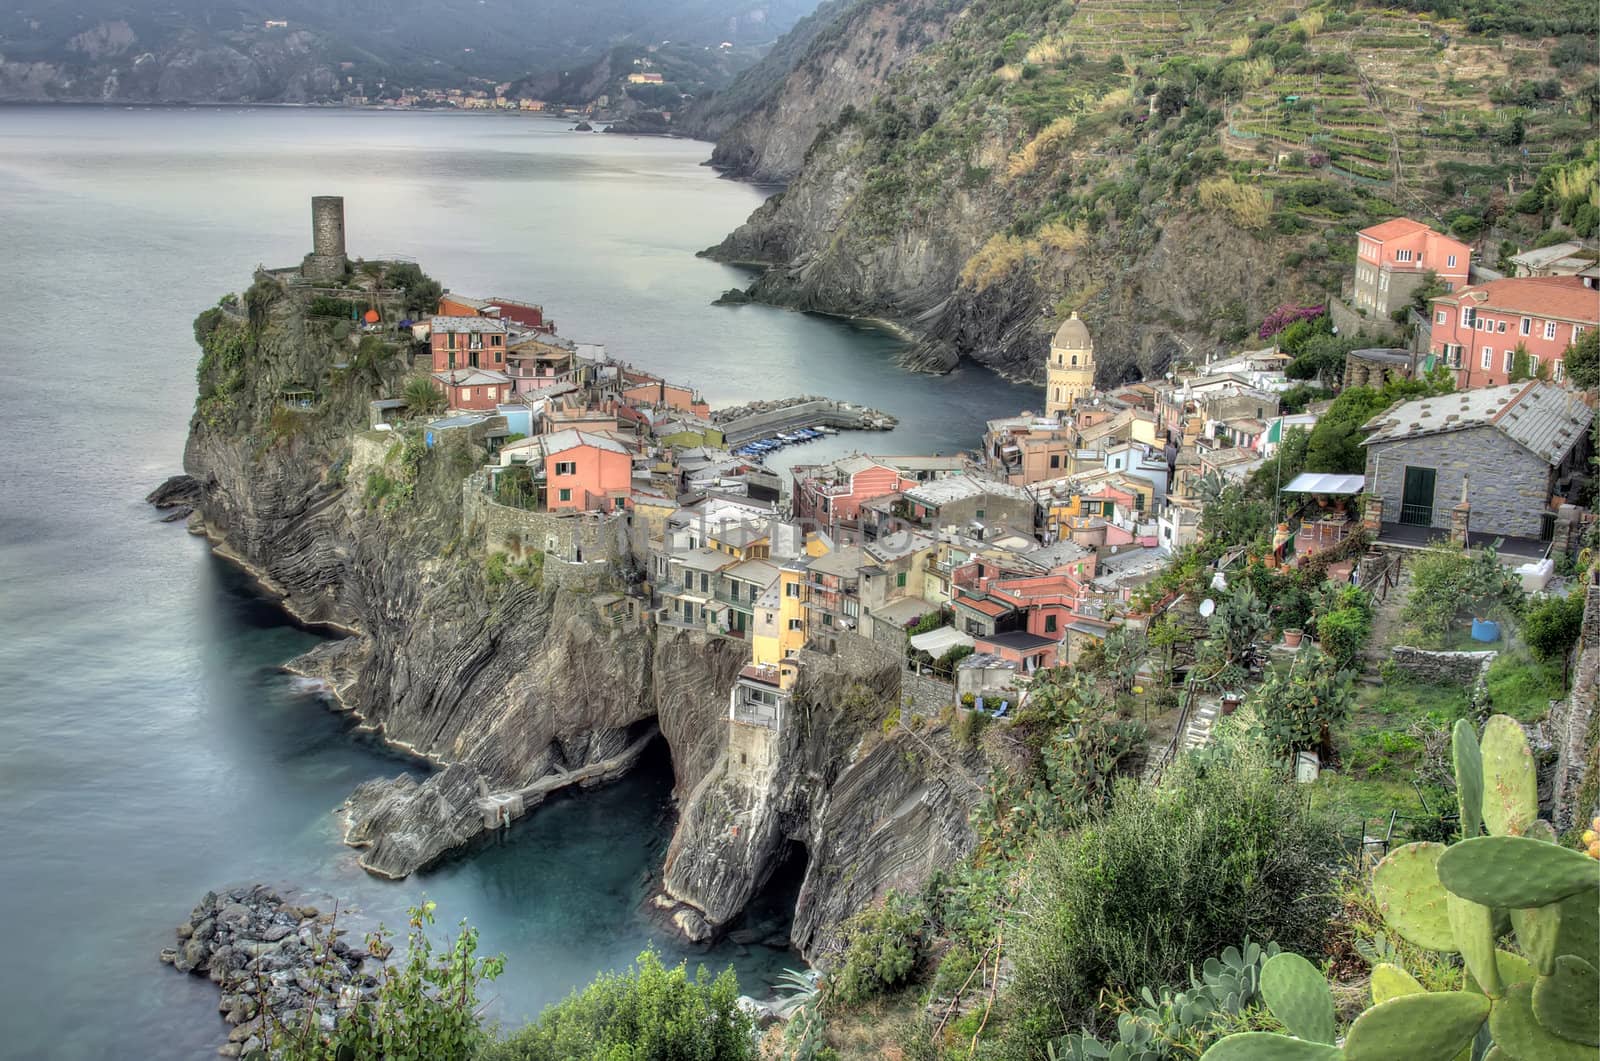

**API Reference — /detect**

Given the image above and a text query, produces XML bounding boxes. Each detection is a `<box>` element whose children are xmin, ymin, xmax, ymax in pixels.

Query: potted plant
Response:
<box><xmin>1283</xmin><ymin>628</ymin><xmax>1304</xmax><ymax>648</ymax></box>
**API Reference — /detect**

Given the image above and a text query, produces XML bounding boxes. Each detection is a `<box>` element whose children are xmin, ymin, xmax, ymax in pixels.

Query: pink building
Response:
<box><xmin>1429</xmin><ymin>276</ymin><xmax>1597</xmax><ymax>389</ymax></box>
<box><xmin>432</xmin><ymin>368</ymin><xmax>512</xmax><ymax>410</ymax></box>
<box><xmin>792</xmin><ymin>456</ymin><xmax>914</xmax><ymax>529</ymax></box>
<box><xmin>430</xmin><ymin>317</ymin><xmax>507</xmax><ymax>373</ymax></box>
<box><xmin>539</xmin><ymin>430</ymin><xmax>633</xmax><ymax>513</ymax></box>
<box><xmin>1353</xmin><ymin>218</ymin><xmax>1471</xmax><ymax>318</ymax></box>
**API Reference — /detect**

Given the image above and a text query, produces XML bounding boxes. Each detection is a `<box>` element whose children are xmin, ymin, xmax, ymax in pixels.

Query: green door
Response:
<box><xmin>1400</xmin><ymin>466</ymin><xmax>1436</xmax><ymax>526</ymax></box>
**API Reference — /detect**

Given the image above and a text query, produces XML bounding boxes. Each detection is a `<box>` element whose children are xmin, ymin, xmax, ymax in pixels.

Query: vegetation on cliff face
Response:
<box><xmin>704</xmin><ymin>0</ymin><xmax>1597</xmax><ymax>382</ymax></box>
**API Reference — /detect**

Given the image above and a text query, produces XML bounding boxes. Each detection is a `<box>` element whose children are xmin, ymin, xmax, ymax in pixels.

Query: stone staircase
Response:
<box><xmin>1181</xmin><ymin>696</ymin><xmax>1222</xmax><ymax>752</ymax></box>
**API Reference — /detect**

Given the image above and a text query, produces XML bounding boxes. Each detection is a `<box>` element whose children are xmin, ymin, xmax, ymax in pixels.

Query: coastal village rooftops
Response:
<box><xmin>428</xmin><ymin>316</ymin><xmax>508</xmax><ymax>333</ymax></box>
<box><xmin>433</xmin><ymin>368</ymin><xmax>512</xmax><ymax>387</ymax></box>
<box><xmin>670</xmin><ymin>548</ymin><xmax>739</xmax><ymax>574</ymax></box>
<box><xmin>1508</xmin><ymin>242</ymin><xmax>1594</xmax><ymax>274</ymax></box>
<box><xmin>725</xmin><ymin>558</ymin><xmax>779</xmax><ymax>586</ymax></box>
<box><xmin>1434</xmin><ymin>275</ymin><xmax>1599</xmax><ymax>323</ymax></box>
<box><xmin>1361</xmin><ymin>380</ymin><xmax>1593</xmax><ymax>464</ymax></box>
<box><xmin>540</xmin><ymin>428</ymin><xmax>630</xmax><ymax>457</ymax></box>
<box><xmin>807</xmin><ymin>546</ymin><xmax>866</xmax><ymax>578</ymax></box>
<box><xmin>864</xmin><ymin>530</ymin><xmax>936</xmax><ymax>563</ymax></box>
<box><xmin>875</xmin><ymin>596</ymin><xmax>937</xmax><ymax>626</ymax></box>
<box><xmin>904</xmin><ymin>474</ymin><xmax>1030</xmax><ymax>507</ymax></box>
<box><xmin>1359</xmin><ymin>217</ymin><xmax>1436</xmax><ymax>241</ymax></box>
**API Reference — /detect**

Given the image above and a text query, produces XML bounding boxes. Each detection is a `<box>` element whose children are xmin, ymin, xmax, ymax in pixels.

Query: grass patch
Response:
<box><xmin>1485</xmin><ymin>648</ymin><xmax>1564</xmax><ymax>721</ymax></box>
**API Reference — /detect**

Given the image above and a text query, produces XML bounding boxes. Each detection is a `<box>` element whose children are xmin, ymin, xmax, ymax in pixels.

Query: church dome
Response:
<box><xmin>1052</xmin><ymin>311</ymin><xmax>1092</xmax><ymax>350</ymax></box>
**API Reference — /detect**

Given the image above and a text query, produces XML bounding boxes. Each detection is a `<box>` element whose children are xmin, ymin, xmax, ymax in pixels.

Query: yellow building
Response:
<box><xmin>752</xmin><ymin>560</ymin><xmax>811</xmax><ymax>667</ymax></box>
<box><xmin>1045</xmin><ymin>312</ymin><xmax>1096</xmax><ymax>418</ymax></box>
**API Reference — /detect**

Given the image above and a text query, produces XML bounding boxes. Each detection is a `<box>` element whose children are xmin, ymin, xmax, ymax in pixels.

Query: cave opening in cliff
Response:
<box><xmin>731</xmin><ymin>838</ymin><xmax>807</xmax><ymax>950</ymax></box>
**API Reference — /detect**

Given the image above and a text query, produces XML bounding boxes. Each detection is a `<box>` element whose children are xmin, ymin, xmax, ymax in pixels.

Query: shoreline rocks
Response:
<box><xmin>160</xmin><ymin>884</ymin><xmax>382</xmax><ymax>1057</ymax></box>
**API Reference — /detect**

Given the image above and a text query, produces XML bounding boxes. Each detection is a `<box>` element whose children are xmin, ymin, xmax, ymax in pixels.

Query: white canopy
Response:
<box><xmin>910</xmin><ymin>626</ymin><xmax>976</xmax><ymax>656</ymax></box>
<box><xmin>1281</xmin><ymin>472</ymin><xmax>1365</xmax><ymax>495</ymax></box>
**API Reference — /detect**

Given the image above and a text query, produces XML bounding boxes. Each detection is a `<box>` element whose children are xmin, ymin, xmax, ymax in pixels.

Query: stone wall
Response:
<box><xmin>1546</xmin><ymin>579</ymin><xmax>1600</xmax><ymax>831</ymax></box>
<box><xmin>1390</xmin><ymin>646</ymin><xmax>1495</xmax><ymax>713</ymax></box>
<box><xmin>903</xmin><ymin>671</ymin><xmax>955</xmax><ymax>716</ymax></box>
<box><xmin>1366</xmin><ymin>425</ymin><xmax>1550</xmax><ymax>539</ymax></box>
<box><xmin>462</xmin><ymin>472</ymin><xmax>633</xmax><ymax>570</ymax></box>
<box><xmin>1330</xmin><ymin>296</ymin><xmax>1399</xmax><ymax>343</ymax></box>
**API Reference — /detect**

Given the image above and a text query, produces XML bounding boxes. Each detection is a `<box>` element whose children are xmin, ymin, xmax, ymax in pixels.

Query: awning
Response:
<box><xmin>1281</xmin><ymin>472</ymin><xmax>1365</xmax><ymax>495</ymax></box>
<box><xmin>910</xmin><ymin>627</ymin><xmax>975</xmax><ymax>656</ymax></box>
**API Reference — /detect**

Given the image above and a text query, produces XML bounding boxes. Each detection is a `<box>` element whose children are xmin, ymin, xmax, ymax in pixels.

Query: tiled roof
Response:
<box><xmin>1362</xmin><ymin>381</ymin><xmax>1593</xmax><ymax>465</ymax></box>
<box><xmin>1436</xmin><ymin>276</ymin><xmax>1599</xmax><ymax>323</ymax></box>
<box><xmin>540</xmin><ymin>428</ymin><xmax>630</xmax><ymax>456</ymax></box>
<box><xmin>905</xmin><ymin>474</ymin><xmax>1031</xmax><ymax>507</ymax></box>
<box><xmin>955</xmin><ymin>595</ymin><xmax>1011</xmax><ymax>618</ymax></box>
<box><xmin>433</xmin><ymin>369</ymin><xmax>512</xmax><ymax>387</ymax></box>
<box><xmin>1359</xmin><ymin>217</ymin><xmax>1431</xmax><ymax>241</ymax></box>
<box><xmin>429</xmin><ymin>316</ymin><xmax>507</xmax><ymax>333</ymax></box>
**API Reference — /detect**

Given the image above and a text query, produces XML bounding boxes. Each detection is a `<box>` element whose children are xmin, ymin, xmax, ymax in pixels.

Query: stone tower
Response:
<box><xmin>1045</xmin><ymin>311</ymin><xmax>1095</xmax><ymax>418</ymax></box>
<box><xmin>302</xmin><ymin>196</ymin><xmax>348</xmax><ymax>281</ymax></box>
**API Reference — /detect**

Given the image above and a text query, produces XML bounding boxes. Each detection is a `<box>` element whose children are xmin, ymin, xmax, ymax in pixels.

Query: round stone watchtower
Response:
<box><xmin>1045</xmin><ymin>311</ymin><xmax>1095</xmax><ymax>418</ymax></box>
<box><xmin>301</xmin><ymin>196</ymin><xmax>348</xmax><ymax>281</ymax></box>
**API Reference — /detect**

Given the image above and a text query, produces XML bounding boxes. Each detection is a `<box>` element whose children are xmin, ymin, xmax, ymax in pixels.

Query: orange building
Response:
<box><xmin>1430</xmin><ymin>276</ymin><xmax>1597</xmax><ymax>388</ymax></box>
<box><xmin>1353</xmin><ymin>218</ymin><xmax>1472</xmax><ymax>318</ymax></box>
<box><xmin>431</xmin><ymin>368</ymin><xmax>512</xmax><ymax>410</ymax></box>
<box><xmin>540</xmin><ymin>430</ymin><xmax>633</xmax><ymax>512</ymax></box>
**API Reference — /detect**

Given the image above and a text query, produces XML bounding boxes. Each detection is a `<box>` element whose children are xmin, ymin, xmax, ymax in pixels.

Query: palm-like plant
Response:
<box><xmin>402</xmin><ymin>376</ymin><xmax>446</xmax><ymax>416</ymax></box>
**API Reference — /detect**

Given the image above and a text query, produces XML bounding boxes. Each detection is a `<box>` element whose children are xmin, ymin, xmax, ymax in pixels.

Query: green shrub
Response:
<box><xmin>1522</xmin><ymin>591</ymin><xmax>1584</xmax><ymax>664</ymax></box>
<box><xmin>1006</xmin><ymin>748</ymin><xmax>1339</xmax><ymax>1046</ymax></box>
<box><xmin>482</xmin><ymin>950</ymin><xmax>751</xmax><ymax>1061</ymax></box>
<box><xmin>830</xmin><ymin>891</ymin><xmax>927</xmax><ymax>1007</ymax></box>
<box><xmin>1316</xmin><ymin>606</ymin><xmax>1371</xmax><ymax>670</ymax></box>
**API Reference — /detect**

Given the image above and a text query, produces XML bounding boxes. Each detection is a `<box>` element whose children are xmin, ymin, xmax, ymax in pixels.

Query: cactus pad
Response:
<box><xmin>1373</xmin><ymin>842</ymin><xmax>1456</xmax><ymax>951</ymax></box>
<box><xmin>1479</xmin><ymin>716</ymin><xmax>1537</xmax><ymax>837</ymax></box>
<box><xmin>1342</xmin><ymin>991</ymin><xmax>1489</xmax><ymax>1061</ymax></box>
<box><xmin>1371</xmin><ymin>963</ymin><xmax>1424</xmax><ymax>1005</ymax></box>
<box><xmin>1437</xmin><ymin>836</ymin><xmax>1600</xmax><ymax>908</ymax></box>
<box><xmin>1511</xmin><ymin>902</ymin><xmax>1561</xmax><ymax>975</ymax></box>
<box><xmin>1452</xmin><ymin>719</ymin><xmax>1483</xmax><ymax>840</ymax></box>
<box><xmin>1461</xmin><ymin>951</ymin><xmax>1535</xmax><ymax>996</ymax></box>
<box><xmin>1198</xmin><ymin>1032</ymin><xmax>1343</xmax><ymax>1060</ymax></box>
<box><xmin>1448</xmin><ymin>893</ymin><xmax>1501</xmax><ymax>997</ymax></box>
<box><xmin>1532</xmin><ymin>955</ymin><xmax>1599</xmax><ymax>1047</ymax></box>
<box><xmin>1261</xmin><ymin>952</ymin><xmax>1335</xmax><ymax>1045</ymax></box>
<box><xmin>1554</xmin><ymin>885</ymin><xmax>1600</xmax><ymax>970</ymax></box>
<box><xmin>1488</xmin><ymin>981</ymin><xmax>1594</xmax><ymax>1061</ymax></box>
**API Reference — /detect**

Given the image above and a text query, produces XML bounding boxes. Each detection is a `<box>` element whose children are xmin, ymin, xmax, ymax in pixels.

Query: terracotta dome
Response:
<box><xmin>1052</xmin><ymin>311</ymin><xmax>1091</xmax><ymax>350</ymax></box>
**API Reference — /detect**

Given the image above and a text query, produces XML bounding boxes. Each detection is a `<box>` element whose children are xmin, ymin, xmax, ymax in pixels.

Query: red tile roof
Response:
<box><xmin>956</xmin><ymin>595</ymin><xmax>1010</xmax><ymax>618</ymax></box>
<box><xmin>1439</xmin><ymin>276</ymin><xmax>1599</xmax><ymax>324</ymax></box>
<box><xmin>1359</xmin><ymin>218</ymin><xmax>1431</xmax><ymax>241</ymax></box>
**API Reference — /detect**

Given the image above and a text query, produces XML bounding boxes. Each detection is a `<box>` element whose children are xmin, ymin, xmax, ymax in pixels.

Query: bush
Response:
<box><xmin>830</xmin><ymin>891</ymin><xmax>927</xmax><ymax>1007</ymax></box>
<box><xmin>1522</xmin><ymin>591</ymin><xmax>1584</xmax><ymax>664</ymax></box>
<box><xmin>1006</xmin><ymin>749</ymin><xmax>1339</xmax><ymax>1046</ymax></box>
<box><xmin>1316</xmin><ymin>605</ymin><xmax>1372</xmax><ymax>670</ymax></box>
<box><xmin>483</xmin><ymin>950</ymin><xmax>752</xmax><ymax>1061</ymax></box>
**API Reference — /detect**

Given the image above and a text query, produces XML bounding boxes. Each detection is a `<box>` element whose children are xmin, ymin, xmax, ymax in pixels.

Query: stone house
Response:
<box><xmin>1362</xmin><ymin>381</ymin><xmax>1593</xmax><ymax>544</ymax></box>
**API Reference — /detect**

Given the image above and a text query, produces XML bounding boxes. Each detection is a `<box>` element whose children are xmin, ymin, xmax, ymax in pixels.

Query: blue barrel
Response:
<box><xmin>1470</xmin><ymin>618</ymin><xmax>1500</xmax><ymax>642</ymax></box>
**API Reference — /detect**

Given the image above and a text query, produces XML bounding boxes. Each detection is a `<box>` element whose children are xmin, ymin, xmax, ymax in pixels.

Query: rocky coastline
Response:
<box><xmin>160</xmin><ymin>885</ymin><xmax>383</xmax><ymax>1058</ymax></box>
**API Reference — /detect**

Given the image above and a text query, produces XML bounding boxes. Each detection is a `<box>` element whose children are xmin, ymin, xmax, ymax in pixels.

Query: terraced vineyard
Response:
<box><xmin>1222</xmin><ymin>7</ymin><xmax>1588</xmax><ymax>197</ymax></box>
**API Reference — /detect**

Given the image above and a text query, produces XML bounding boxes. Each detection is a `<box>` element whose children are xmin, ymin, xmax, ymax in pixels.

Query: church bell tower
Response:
<box><xmin>1045</xmin><ymin>311</ymin><xmax>1095</xmax><ymax>418</ymax></box>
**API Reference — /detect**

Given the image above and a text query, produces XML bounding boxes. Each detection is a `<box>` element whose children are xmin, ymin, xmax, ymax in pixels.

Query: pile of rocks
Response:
<box><xmin>160</xmin><ymin>884</ymin><xmax>383</xmax><ymax>1058</ymax></box>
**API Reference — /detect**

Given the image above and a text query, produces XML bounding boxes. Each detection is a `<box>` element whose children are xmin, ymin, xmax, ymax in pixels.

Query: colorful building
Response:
<box><xmin>1045</xmin><ymin>313</ymin><xmax>1096</xmax><ymax>417</ymax></box>
<box><xmin>432</xmin><ymin>368</ymin><xmax>513</xmax><ymax>410</ymax></box>
<box><xmin>1429</xmin><ymin>276</ymin><xmax>1597</xmax><ymax>388</ymax></box>
<box><xmin>1352</xmin><ymin>218</ymin><xmax>1471</xmax><ymax>318</ymax></box>
<box><xmin>792</xmin><ymin>456</ymin><xmax>914</xmax><ymax>530</ymax></box>
<box><xmin>429</xmin><ymin>316</ymin><xmax>507</xmax><ymax>373</ymax></box>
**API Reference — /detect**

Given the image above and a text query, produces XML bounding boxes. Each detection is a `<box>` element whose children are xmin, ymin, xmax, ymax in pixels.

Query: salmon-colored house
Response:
<box><xmin>792</xmin><ymin>455</ymin><xmax>915</xmax><ymax>529</ymax></box>
<box><xmin>1353</xmin><ymin>218</ymin><xmax>1471</xmax><ymax>318</ymax></box>
<box><xmin>538</xmin><ymin>429</ymin><xmax>633</xmax><ymax>513</ymax></box>
<box><xmin>430</xmin><ymin>317</ymin><xmax>507</xmax><ymax>373</ymax></box>
<box><xmin>1430</xmin><ymin>276</ymin><xmax>1597</xmax><ymax>389</ymax></box>
<box><xmin>432</xmin><ymin>368</ymin><xmax>513</xmax><ymax>411</ymax></box>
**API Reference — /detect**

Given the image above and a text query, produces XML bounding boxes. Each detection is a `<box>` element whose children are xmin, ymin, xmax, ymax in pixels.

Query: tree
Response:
<box><xmin>1304</xmin><ymin>376</ymin><xmax>1446</xmax><ymax>474</ymax></box>
<box><xmin>1249</xmin><ymin>644</ymin><xmax>1354</xmax><ymax>759</ymax></box>
<box><xmin>1564</xmin><ymin>327</ymin><xmax>1600</xmax><ymax>391</ymax></box>
<box><xmin>1522</xmin><ymin>590</ymin><xmax>1584</xmax><ymax>666</ymax></box>
<box><xmin>385</xmin><ymin>262</ymin><xmax>444</xmax><ymax>318</ymax></box>
<box><xmin>403</xmin><ymin>375</ymin><xmax>447</xmax><ymax>416</ymax></box>
<box><xmin>483</xmin><ymin>950</ymin><xmax>752</xmax><ymax>1061</ymax></box>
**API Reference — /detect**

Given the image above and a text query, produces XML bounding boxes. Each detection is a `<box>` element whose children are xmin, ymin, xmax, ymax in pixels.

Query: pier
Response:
<box><xmin>715</xmin><ymin>396</ymin><xmax>897</xmax><ymax>447</ymax></box>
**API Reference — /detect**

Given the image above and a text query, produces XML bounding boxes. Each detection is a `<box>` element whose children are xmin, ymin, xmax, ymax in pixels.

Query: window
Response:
<box><xmin>1520</xmin><ymin>317</ymin><xmax>1532</xmax><ymax>336</ymax></box>
<box><xmin>975</xmin><ymin>509</ymin><xmax>985</xmax><ymax>519</ymax></box>
<box><xmin>1447</xmin><ymin>254</ymin><xmax>1458</xmax><ymax>268</ymax></box>
<box><xmin>822</xmin><ymin>613</ymin><xmax>833</xmax><ymax>627</ymax></box>
<box><xmin>614</xmin><ymin>497</ymin><xmax>626</xmax><ymax>510</ymax></box>
<box><xmin>1462</xmin><ymin>308</ymin><xmax>1475</xmax><ymax>328</ymax></box>
<box><xmin>1044</xmin><ymin>615</ymin><xmax>1057</xmax><ymax>633</ymax></box>
<box><xmin>1575</xmin><ymin>326</ymin><xmax>1586</xmax><ymax>341</ymax></box>
<box><xmin>558</xmin><ymin>488</ymin><xmax>571</xmax><ymax>502</ymax></box>
<box><xmin>1544</xmin><ymin>321</ymin><xmax>1558</xmax><ymax>341</ymax></box>
<box><xmin>1528</xmin><ymin>354</ymin><xmax>1541</xmax><ymax>375</ymax></box>
<box><xmin>1396</xmin><ymin>249</ymin><xmax>1413</xmax><ymax>262</ymax></box>
<box><xmin>1049</xmin><ymin>454</ymin><xmax>1061</xmax><ymax>469</ymax></box>
<box><xmin>462</xmin><ymin>387</ymin><xmax>472</xmax><ymax>400</ymax></box>
<box><xmin>1555</xmin><ymin>359</ymin><xmax>1566</xmax><ymax>383</ymax></box>
<box><xmin>1481</xmin><ymin>347</ymin><xmax>1493</xmax><ymax>369</ymax></box>
<box><xmin>699</xmin><ymin>573</ymin><xmax>708</xmax><ymax>592</ymax></box>
<box><xmin>1436</xmin><ymin>310</ymin><xmax>1447</xmax><ymax>325</ymax></box>
<box><xmin>896</xmin><ymin>571</ymin><xmax>907</xmax><ymax>588</ymax></box>
<box><xmin>787</xmin><ymin>618</ymin><xmax>803</xmax><ymax>631</ymax></box>
<box><xmin>1496</xmin><ymin>321</ymin><xmax>1507</xmax><ymax>334</ymax></box>
<box><xmin>1504</xmin><ymin>350</ymin><xmax>1515</xmax><ymax>373</ymax></box>
<box><xmin>554</xmin><ymin>461</ymin><xmax>576</xmax><ymax>475</ymax></box>
<box><xmin>785</xmin><ymin>582</ymin><xmax>800</xmax><ymax>598</ymax></box>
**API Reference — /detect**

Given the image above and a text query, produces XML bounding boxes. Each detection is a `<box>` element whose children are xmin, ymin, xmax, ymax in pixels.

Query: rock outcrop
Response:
<box><xmin>173</xmin><ymin>268</ymin><xmax>978</xmax><ymax>958</ymax></box>
<box><xmin>160</xmin><ymin>884</ymin><xmax>381</xmax><ymax>1058</ymax></box>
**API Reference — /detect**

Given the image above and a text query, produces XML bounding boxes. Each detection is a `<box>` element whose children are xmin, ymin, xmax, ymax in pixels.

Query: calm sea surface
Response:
<box><xmin>0</xmin><ymin>105</ymin><xmax>1037</xmax><ymax>1059</ymax></box>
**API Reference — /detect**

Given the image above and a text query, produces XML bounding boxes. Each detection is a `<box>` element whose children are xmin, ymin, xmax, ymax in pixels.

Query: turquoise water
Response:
<box><xmin>0</xmin><ymin>105</ymin><xmax>1038</xmax><ymax>1059</ymax></box>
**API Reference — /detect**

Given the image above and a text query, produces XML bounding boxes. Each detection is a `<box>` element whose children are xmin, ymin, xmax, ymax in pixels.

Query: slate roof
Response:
<box><xmin>904</xmin><ymin>474</ymin><xmax>1031</xmax><ymax>507</ymax></box>
<box><xmin>540</xmin><ymin>428</ymin><xmax>630</xmax><ymax>457</ymax></box>
<box><xmin>1361</xmin><ymin>381</ymin><xmax>1593</xmax><ymax>466</ymax></box>
<box><xmin>429</xmin><ymin>316</ymin><xmax>507</xmax><ymax>333</ymax></box>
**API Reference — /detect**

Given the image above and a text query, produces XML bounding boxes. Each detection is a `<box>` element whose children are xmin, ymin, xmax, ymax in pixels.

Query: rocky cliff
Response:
<box><xmin>698</xmin><ymin>0</ymin><xmax>1598</xmax><ymax>385</ymax></box>
<box><xmin>174</xmin><ymin>267</ymin><xmax>976</xmax><ymax>959</ymax></box>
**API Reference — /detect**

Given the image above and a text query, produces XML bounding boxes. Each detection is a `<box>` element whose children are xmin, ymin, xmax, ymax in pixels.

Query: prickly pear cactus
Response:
<box><xmin>1199</xmin><ymin>715</ymin><xmax>1600</xmax><ymax>1060</ymax></box>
